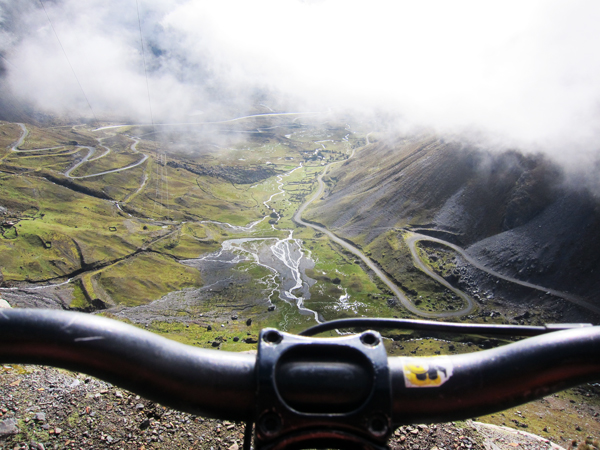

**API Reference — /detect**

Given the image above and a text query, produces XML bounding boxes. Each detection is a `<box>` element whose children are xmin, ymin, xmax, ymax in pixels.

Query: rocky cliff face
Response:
<box><xmin>306</xmin><ymin>135</ymin><xmax>600</xmax><ymax>299</ymax></box>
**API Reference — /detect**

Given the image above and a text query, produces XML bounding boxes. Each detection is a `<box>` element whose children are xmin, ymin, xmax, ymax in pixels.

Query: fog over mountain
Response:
<box><xmin>1</xmin><ymin>1</ymin><xmax>600</xmax><ymax>174</ymax></box>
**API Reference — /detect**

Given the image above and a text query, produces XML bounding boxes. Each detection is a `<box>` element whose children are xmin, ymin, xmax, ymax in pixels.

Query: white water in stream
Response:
<box><xmin>194</xmin><ymin>163</ymin><xmax>322</xmax><ymax>323</ymax></box>
<box><xmin>2</xmin><ymin>124</ymin><xmax>348</xmax><ymax>323</ymax></box>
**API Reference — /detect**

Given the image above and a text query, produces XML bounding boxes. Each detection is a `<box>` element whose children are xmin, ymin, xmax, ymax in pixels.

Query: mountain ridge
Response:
<box><xmin>305</xmin><ymin>135</ymin><xmax>600</xmax><ymax>300</ymax></box>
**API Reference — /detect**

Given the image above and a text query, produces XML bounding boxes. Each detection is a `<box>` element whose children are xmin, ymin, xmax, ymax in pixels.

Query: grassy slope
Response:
<box><xmin>71</xmin><ymin>150</ymin><xmax>142</xmax><ymax>177</ymax></box>
<box><xmin>0</xmin><ymin>175</ymin><xmax>166</xmax><ymax>279</ymax></box>
<box><xmin>97</xmin><ymin>252</ymin><xmax>203</xmax><ymax>306</ymax></box>
<box><xmin>0</xmin><ymin>121</ymin><xmax>359</xmax><ymax>315</ymax></box>
<box><xmin>0</xmin><ymin>121</ymin><xmax>26</xmax><ymax>151</ymax></box>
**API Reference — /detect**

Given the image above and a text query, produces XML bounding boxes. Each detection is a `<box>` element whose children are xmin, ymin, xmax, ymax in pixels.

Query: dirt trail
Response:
<box><xmin>405</xmin><ymin>231</ymin><xmax>600</xmax><ymax>316</ymax></box>
<box><xmin>293</xmin><ymin>146</ymin><xmax>475</xmax><ymax>319</ymax></box>
<box><xmin>66</xmin><ymin>137</ymin><xmax>148</xmax><ymax>180</ymax></box>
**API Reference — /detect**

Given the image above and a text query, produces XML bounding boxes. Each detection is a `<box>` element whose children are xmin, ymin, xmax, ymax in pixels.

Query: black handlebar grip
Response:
<box><xmin>0</xmin><ymin>309</ymin><xmax>256</xmax><ymax>420</ymax></box>
<box><xmin>389</xmin><ymin>326</ymin><xmax>600</xmax><ymax>425</ymax></box>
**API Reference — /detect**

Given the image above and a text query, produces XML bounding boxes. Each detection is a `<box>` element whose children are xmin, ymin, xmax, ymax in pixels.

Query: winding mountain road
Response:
<box><xmin>10</xmin><ymin>123</ymin><xmax>65</xmax><ymax>154</ymax></box>
<box><xmin>10</xmin><ymin>123</ymin><xmax>28</xmax><ymax>151</ymax></box>
<box><xmin>65</xmin><ymin>137</ymin><xmax>147</xmax><ymax>179</ymax></box>
<box><xmin>404</xmin><ymin>231</ymin><xmax>600</xmax><ymax>315</ymax></box>
<box><xmin>7</xmin><ymin>123</ymin><xmax>148</xmax><ymax>180</ymax></box>
<box><xmin>63</xmin><ymin>146</ymin><xmax>96</xmax><ymax>177</ymax></box>
<box><xmin>93</xmin><ymin>112</ymin><xmax>325</xmax><ymax>132</ymax></box>
<box><xmin>293</xmin><ymin>151</ymin><xmax>475</xmax><ymax>319</ymax></box>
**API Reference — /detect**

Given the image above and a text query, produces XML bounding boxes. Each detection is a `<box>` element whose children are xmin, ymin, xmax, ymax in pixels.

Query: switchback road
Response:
<box><xmin>293</xmin><ymin>146</ymin><xmax>475</xmax><ymax>319</ymax></box>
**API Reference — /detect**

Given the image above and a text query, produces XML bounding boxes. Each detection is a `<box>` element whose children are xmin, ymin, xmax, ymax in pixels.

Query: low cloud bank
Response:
<box><xmin>1</xmin><ymin>0</ymin><xmax>600</xmax><ymax>173</ymax></box>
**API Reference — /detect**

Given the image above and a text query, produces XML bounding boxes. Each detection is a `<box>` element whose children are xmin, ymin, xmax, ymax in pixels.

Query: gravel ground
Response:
<box><xmin>470</xmin><ymin>422</ymin><xmax>566</xmax><ymax>450</ymax></box>
<box><xmin>0</xmin><ymin>365</ymin><xmax>572</xmax><ymax>450</ymax></box>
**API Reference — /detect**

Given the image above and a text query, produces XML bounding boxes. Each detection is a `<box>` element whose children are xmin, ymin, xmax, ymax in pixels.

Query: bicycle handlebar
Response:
<box><xmin>0</xmin><ymin>309</ymin><xmax>255</xmax><ymax>420</ymax></box>
<box><xmin>390</xmin><ymin>328</ymin><xmax>600</xmax><ymax>424</ymax></box>
<box><xmin>2</xmin><ymin>309</ymin><xmax>600</xmax><ymax>447</ymax></box>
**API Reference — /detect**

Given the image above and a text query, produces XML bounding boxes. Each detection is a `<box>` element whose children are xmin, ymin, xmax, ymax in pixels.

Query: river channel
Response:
<box><xmin>190</xmin><ymin>163</ymin><xmax>323</xmax><ymax>322</ymax></box>
<box><xmin>111</xmin><ymin>162</ymin><xmax>326</xmax><ymax>329</ymax></box>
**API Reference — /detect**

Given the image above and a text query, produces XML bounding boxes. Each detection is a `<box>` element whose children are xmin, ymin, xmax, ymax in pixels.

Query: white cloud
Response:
<box><xmin>2</xmin><ymin>0</ymin><xmax>600</xmax><ymax>167</ymax></box>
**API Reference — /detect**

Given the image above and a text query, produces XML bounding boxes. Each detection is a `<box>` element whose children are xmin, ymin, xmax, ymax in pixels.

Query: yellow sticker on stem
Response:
<box><xmin>403</xmin><ymin>357</ymin><xmax>453</xmax><ymax>388</ymax></box>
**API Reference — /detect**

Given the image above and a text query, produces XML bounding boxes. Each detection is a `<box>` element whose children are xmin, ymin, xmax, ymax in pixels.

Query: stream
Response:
<box><xmin>190</xmin><ymin>163</ymin><xmax>323</xmax><ymax>323</ymax></box>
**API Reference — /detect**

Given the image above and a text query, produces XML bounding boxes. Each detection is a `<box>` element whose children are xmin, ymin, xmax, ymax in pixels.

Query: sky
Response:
<box><xmin>1</xmin><ymin>0</ymin><xmax>600</xmax><ymax>170</ymax></box>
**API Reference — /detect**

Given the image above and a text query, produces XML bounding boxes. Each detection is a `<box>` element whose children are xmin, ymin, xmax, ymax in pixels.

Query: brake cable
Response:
<box><xmin>298</xmin><ymin>317</ymin><xmax>592</xmax><ymax>337</ymax></box>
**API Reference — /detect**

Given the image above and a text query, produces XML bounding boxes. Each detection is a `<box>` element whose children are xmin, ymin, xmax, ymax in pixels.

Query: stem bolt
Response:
<box><xmin>264</xmin><ymin>330</ymin><xmax>283</xmax><ymax>344</ymax></box>
<box><xmin>368</xmin><ymin>414</ymin><xmax>388</xmax><ymax>437</ymax></box>
<box><xmin>259</xmin><ymin>412</ymin><xmax>282</xmax><ymax>436</ymax></box>
<box><xmin>360</xmin><ymin>332</ymin><xmax>380</xmax><ymax>347</ymax></box>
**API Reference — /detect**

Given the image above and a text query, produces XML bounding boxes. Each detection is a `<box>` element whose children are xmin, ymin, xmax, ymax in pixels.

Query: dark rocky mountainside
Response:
<box><xmin>167</xmin><ymin>160</ymin><xmax>280</xmax><ymax>184</ymax></box>
<box><xmin>305</xmin><ymin>135</ymin><xmax>600</xmax><ymax>300</ymax></box>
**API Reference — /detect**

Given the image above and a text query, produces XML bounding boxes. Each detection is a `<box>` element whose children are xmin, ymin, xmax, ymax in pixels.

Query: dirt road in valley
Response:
<box><xmin>65</xmin><ymin>137</ymin><xmax>148</xmax><ymax>179</ymax></box>
<box><xmin>404</xmin><ymin>231</ymin><xmax>600</xmax><ymax>315</ymax></box>
<box><xmin>293</xmin><ymin>138</ymin><xmax>596</xmax><ymax>318</ymax></box>
<box><xmin>293</xmin><ymin>154</ymin><xmax>476</xmax><ymax>319</ymax></box>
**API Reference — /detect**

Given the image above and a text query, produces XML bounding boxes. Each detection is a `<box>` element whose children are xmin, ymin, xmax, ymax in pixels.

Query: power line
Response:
<box><xmin>0</xmin><ymin>53</ymin><xmax>17</xmax><ymax>69</ymax></box>
<box><xmin>153</xmin><ymin>154</ymin><xmax>160</xmax><ymax>215</ymax></box>
<box><xmin>135</xmin><ymin>0</ymin><xmax>155</xmax><ymax>133</ymax></box>
<box><xmin>164</xmin><ymin>153</ymin><xmax>169</xmax><ymax>214</ymax></box>
<box><xmin>38</xmin><ymin>0</ymin><xmax>99</xmax><ymax>126</ymax></box>
<box><xmin>160</xmin><ymin>154</ymin><xmax>164</xmax><ymax>213</ymax></box>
